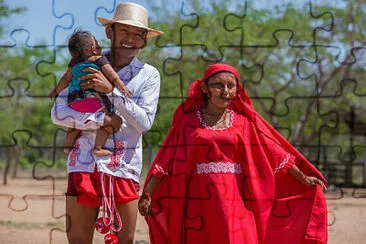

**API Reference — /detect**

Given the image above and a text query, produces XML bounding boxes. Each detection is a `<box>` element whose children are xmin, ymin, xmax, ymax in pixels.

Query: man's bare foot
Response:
<box><xmin>93</xmin><ymin>148</ymin><xmax>113</xmax><ymax>156</ymax></box>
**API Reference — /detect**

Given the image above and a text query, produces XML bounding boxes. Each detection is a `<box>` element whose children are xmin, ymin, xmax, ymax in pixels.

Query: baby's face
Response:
<box><xmin>91</xmin><ymin>36</ymin><xmax>102</xmax><ymax>55</ymax></box>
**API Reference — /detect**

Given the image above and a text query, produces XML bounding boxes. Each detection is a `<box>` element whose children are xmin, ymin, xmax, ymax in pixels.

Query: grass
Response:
<box><xmin>0</xmin><ymin>220</ymin><xmax>64</xmax><ymax>230</ymax></box>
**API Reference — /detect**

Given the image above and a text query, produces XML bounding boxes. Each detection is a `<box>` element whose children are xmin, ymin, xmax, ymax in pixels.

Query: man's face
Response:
<box><xmin>107</xmin><ymin>23</ymin><xmax>147</xmax><ymax>59</ymax></box>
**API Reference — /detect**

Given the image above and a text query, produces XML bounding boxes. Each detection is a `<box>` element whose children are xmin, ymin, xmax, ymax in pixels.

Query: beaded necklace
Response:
<box><xmin>202</xmin><ymin>108</ymin><xmax>230</xmax><ymax>126</ymax></box>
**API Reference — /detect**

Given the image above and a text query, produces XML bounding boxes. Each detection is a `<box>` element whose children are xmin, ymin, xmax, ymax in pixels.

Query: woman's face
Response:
<box><xmin>201</xmin><ymin>72</ymin><xmax>238</xmax><ymax>110</ymax></box>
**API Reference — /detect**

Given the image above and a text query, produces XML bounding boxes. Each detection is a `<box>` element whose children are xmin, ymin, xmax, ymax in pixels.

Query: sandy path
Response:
<box><xmin>0</xmin><ymin>177</ymin><xmax>365</xmax><ymax>243</ymax></box>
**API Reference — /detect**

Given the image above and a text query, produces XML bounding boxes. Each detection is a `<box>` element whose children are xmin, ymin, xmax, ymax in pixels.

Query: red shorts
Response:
<box><xmin>66</xmin><ymin>169</ymin><xmax>140</xmax><ymax>207</ymax></box>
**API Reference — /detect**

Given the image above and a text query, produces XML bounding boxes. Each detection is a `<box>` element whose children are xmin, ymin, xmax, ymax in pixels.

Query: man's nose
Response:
<box><xmin>123</xmin><ymin>33</ymin><xmax>135</xmax><ymax>44</ymax></box>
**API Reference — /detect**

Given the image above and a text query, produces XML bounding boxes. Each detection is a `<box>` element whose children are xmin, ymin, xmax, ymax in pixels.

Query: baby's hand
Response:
<box><xmin>120</xmin><ymin>86</ymin><xmax>133</xmax><ymax>97</ymax></box>
<box><xmin>48</xmin><ymin>89</ymin><xmax>57</xmax><ymax>101</ymax></box>
<box><xmin>116</xmin><ymin>84</ymin><xmax>133</xmax><ymax>98</ymax></box>
<box><xmin>112</xmin><ymin>78</ymin><xmax>133</xmax><ymax>97</ymax></box>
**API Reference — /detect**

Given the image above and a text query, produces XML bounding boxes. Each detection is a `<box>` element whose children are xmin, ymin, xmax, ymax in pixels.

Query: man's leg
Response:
<box><xmin>66</xmin><ymin>196</ymin><xmax>99</xmax><ymax>244</ymax></box>
<box><xmin>116</xmin><ymin>199</ymin><xmax>138</xmax><ymax>244</ymax></box>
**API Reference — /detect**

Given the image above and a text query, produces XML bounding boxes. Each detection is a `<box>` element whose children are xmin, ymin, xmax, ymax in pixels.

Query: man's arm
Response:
<box><xmin>51</xmin><ymin>88</ymin><xmax>105</xmax><ymax>130</ymax></box>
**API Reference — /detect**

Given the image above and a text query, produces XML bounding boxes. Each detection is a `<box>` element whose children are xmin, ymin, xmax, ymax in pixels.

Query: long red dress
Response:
<box><xmin>144</xmin><ymin>63</ymin><xmax>328</xmax><ymax>244</ymax></box>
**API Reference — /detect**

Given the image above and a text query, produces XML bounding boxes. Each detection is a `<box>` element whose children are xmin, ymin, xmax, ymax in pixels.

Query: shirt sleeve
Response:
<box><xmin>149</xmin><ymin>125</ymin><xmax>180</xmax><ymax>178</ymax></box>
<box><xmin>107</xmin><ymin>69</ymin><xmax>160</xmax><ymax>134</ymax></box>
<box><xmin>51</xmin><ymin>88</ymin><xmax>105</xmax><ymax>130</ymax></box>
<box><xmin>95</xmin><ymin>55</ymin><xmax>110</xmax><ymax>67</ymax></box>
<box><xmin>259</xmin><ymin>131</ymin><xmax>296</xmax><ymax>178</ymax></box>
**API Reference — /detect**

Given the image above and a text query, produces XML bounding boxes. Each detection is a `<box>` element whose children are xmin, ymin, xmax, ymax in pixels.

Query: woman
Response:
<box><xmin>138</xmin><ymin>63</ymin><xmax>328</xmax><ymax>244</ymax></box>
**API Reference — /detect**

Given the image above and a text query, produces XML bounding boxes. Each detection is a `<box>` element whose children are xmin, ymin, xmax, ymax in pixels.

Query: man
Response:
<box><xmin>51</xmin><ymin>2</ymin><xmax>163</xmax><ymax>243</ymax></box>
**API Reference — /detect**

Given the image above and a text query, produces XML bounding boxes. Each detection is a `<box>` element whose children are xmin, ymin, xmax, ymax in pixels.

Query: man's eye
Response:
<box><xmin>135</xmin><ymin>33</ymin><xmax>144</xmax><ymax>39</ymax></box>
<box><xmin>120</xmin><ymin>30</ymin><xmax>128</xmax><ymax>35</ymax></box>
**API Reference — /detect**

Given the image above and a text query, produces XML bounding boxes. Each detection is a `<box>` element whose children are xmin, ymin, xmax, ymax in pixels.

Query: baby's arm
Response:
<box><xmin>101</xmin><ymin>64</ymin><xmax>133</xmax><ymax>97</ymax></box>
<box><xmin>49</xmin><ymin>67</ymin><xmax>72</xmax><ymax>101</ymax></box>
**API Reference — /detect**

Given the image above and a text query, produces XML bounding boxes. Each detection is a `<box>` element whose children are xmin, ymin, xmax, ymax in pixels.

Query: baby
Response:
<box><xmin>49</xmin><ymin>29</ymin><xmax>132</xmax><ymax>156</ymax></box>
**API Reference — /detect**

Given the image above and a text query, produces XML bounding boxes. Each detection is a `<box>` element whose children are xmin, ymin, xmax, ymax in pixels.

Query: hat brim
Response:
<box><xmin>97</xmin><ymin>17</ymin><xmax>163</xmax><ymax>38</ymax></box>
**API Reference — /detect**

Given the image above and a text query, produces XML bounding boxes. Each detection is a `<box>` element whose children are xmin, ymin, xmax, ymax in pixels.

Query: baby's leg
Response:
<box><xmin>93</xmin><ymin>113</ymin><xmax>122</xmax><ymax>156</ymax></box>
<box><xmin>65</xmin><ymin>128</ymin><xmax>81</xmax><ymax>153</ymax></box>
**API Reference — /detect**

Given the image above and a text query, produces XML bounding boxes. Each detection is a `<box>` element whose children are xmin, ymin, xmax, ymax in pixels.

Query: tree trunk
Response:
<box><xmin>11</xmin><ymin>147</ymin><xmax>20</xmax><ymax>179</ymax></box>
<box><xmin>3</xmin><ymin>147</ymin><xmax>12</xmax><ymax>185</ymax></box>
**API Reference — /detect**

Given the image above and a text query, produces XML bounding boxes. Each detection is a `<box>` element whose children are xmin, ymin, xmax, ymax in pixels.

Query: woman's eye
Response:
<box><xmin>208</xmin><ymin>83</ymin><xmax>222</xmax><ymax>88</ymax></box>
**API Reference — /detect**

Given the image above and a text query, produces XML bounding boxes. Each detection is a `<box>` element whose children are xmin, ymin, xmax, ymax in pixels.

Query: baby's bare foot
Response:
<box><xmin>93</xmin><ymin>148</ymin><xmax>113</xmax><ymax>157</ymax></box>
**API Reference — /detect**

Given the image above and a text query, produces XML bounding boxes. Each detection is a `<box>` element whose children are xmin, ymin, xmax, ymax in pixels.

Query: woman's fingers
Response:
<box><xmin>138</xmin><ymin>198</ymin><xmax>151</xmax><ymax>217</ymax></box>
<box><xmin>306</xmin><ymin>176</ymin><xmax>327</xmax><ymax>191</ymax></box>
<box><xmin>317</xmin><ymin>179</ymin><xmax>327</xmax><ymax>191</ymax></box>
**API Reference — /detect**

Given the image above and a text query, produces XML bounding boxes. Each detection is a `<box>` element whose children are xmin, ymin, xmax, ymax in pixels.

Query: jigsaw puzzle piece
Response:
<box><xmin>174</xmin><ymin>0</ymin><xmax>245</xmax><ymax>58</ymax></box>
<box><xmin>55</xmin><ymin>0</ymin><xmax>116</xmax><ymax>46</ymax></box>
<box><xmin>226</xmin><ymin>0</ymin><xmax>334</xmax><ymax>47</ymax></box>
<box><xmin>1</xmin><ymin>0</ymin><xmax>73</xmax><ymax>47</ymax></box>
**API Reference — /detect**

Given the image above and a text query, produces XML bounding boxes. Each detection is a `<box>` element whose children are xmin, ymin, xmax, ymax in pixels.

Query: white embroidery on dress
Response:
<box><xmin>197</xmin><ymin>162</ymin><xmax>242</xmax><ymax>174</ymax></box>
<box><xmin>155</xmin><ymin>164</ymin><xmax>169</xmax><ymax>176</ymax></box>
<box><xmin>197</xmin><ymin>110</ymin><xmax>234</xmax><ymax>131</ymax></box>
<box><xmin>273</xmin><ymin>153</ymin><xmax>291</xmax><ymax>174</ymax></box>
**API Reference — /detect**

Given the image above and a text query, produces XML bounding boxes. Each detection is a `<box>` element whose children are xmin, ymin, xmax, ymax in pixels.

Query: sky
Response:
<box><xmin>2</xmin><ymin>0</ymin><xmax>342</xmax><ymax>48</ymax></box>
<box><xmin>2</xmin><ymin>0</ymin><xmax>158</xmax><ymax>47</ymax></box>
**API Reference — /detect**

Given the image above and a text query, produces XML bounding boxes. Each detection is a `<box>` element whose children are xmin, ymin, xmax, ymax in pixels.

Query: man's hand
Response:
<box><xmin>79</xmin><ymin>67</ymin><xmax>114</xmax><ymax>93</ymax></box>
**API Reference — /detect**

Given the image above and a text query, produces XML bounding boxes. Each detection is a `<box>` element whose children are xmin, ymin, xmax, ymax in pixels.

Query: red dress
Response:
<box><xmin>144</xmin><ymin>63</ymin><xmax>327</xmax><ymax>244</ymax></box>
<box><xmin>145</xmin><ymin>109</ymin><xmax>327</xmax><ymax>244</ymax></box>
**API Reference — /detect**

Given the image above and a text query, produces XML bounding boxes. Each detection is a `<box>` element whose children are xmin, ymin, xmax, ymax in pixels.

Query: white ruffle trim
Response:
<box><xmin>273</xmin><ymin>153</ymin><xmax>291</xmax><ymax>174</ymax></box>
<box><xmin>197</xmin><ymin>162</ymin><xmax>242</xmax><ymax>174</ymax></box>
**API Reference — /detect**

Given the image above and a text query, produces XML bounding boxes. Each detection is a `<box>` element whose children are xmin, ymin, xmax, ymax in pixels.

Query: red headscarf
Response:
<box><xmin>174</xmin><ymin>63</ymin><xmax>256</xmax><ymax>126</ymax></box>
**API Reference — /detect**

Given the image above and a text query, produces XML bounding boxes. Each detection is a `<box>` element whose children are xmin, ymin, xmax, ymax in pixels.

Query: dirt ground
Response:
<box><xmin>0</xmin><ymin>171</ymin><xmax>365</xmax><ymax>244</ymax></box>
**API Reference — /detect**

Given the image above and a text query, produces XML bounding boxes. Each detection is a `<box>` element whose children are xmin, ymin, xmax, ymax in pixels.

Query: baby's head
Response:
<box><xmin>68</xmin><ymin>29</ymin><xmax>101</xmax><ymax>60</ymax></box>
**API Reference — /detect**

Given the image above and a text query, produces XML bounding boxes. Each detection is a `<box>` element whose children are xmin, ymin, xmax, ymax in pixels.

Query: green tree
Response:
<box><xmin>0</xmin><ymin>1</ymin><xmax>69</xmax><ymax>180</ymax></box>
<box><xmin>139</xmin><ymin>0</ymin><xmax>365</xmax><ymax>185</ymax></box>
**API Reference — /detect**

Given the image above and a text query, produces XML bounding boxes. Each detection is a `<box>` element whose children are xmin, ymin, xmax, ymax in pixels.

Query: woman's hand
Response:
<box><xmin>302</xmin><ymin>176</ymin><xmax>327</xmax><ymax>191</ymax></box>
<box><xmin>138</xmin><ymin>193</ymin><xmax>152</xmax><ymax>217</ymax></box>
<box><xmin>79</xmin><ymin>67</ymin><xmax>114</xmax><ymax>94</ymax></box>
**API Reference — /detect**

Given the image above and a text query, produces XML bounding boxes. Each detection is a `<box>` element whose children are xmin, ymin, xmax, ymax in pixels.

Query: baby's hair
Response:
<box><xmin>68</xmin><ymin>29</ymin><xmax>94</xmax><ymax>60</ymax></box>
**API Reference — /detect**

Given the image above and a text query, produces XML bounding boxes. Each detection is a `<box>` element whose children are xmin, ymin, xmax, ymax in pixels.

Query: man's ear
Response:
<box><xmin>106</xmin><ymin>26</ymin><xmax>113</xmax><ymax>39</ymax></box>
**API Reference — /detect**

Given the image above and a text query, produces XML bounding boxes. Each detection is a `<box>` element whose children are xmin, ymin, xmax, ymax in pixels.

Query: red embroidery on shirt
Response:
<box><xmin>107</xmin><ymin>140</ymin><xmax>125</xmax><ymax>170</ymax></box>
<box><xmin>68</xmin><ymin>138</ymin><xmax>80</xmax><ymax>167</ymax></box>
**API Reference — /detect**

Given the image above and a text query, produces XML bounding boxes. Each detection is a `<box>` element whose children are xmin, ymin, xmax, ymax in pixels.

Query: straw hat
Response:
<box><xmin>97</xmin><ymin>2</ymin><xmax>163</xmax><ymax>38</ymax></box>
